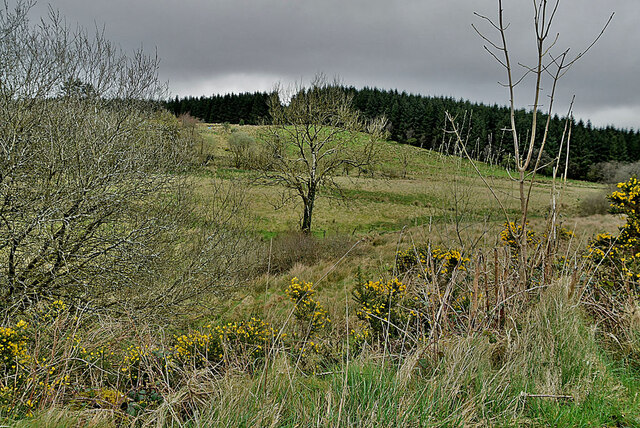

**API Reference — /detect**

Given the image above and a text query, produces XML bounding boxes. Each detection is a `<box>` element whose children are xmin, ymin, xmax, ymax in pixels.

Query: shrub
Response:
<box><xmin>588</xmin><ymin>161</ymin><xmax>640</xmax><ymax>184</ymax></box>
<box><xmin>173</xmin><ymin>317</ymin><xmax>276</xmax><ymax>370</ymax></box>
<box><xmin>0</xmin><ymin>320</ymin><xmax>30</xmax><ymax>377</ymax></box>
<box><xmin>228</xmin><ymin>130</ymin><xmax>260</xmax><ymax>169</ymax></box>
<box><xmin>499</xmin><ymin>221</ymin><xmax>538</xmax><ymax>254</ymax></box>
<box><xmin>352</xmin><ymin>278</ymin><xmax>412</xmax><ymax>338</ymax></box>
<box><xmin>286</xmin><ymin>278</ymin><xmax>330</xmax><ymax>338</ymax></box>
<box><xmin>584</xmin><ymin>178</ymin><xmax>640</xmax><ymax>290</ymax></box>
<box><xmin>579</xmin><ymin>191</ymin><xmax>611</xmax><ymax>216</ymax></box>
<box><xmin>0</xmin><ymin>299</ymin><xmax>282</xmax><ymax>420</ymax></box>
<box><xmin>264</xmin><ymin>231</ymin><xmax>354</xmax><ymax>274</ymax></box>
<box><xmin>583</xmin><ymin>177</ymin><xmax>640</xmax><ymax>339</ymax></box>
<box><xmin>396</xmin><ymin>245</ymin><xmax>469</xmax><ymax>279</ymax></box>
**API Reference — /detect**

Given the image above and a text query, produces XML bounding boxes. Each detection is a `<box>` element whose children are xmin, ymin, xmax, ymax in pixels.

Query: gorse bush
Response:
<box><xmin>581</xmin><ymin>177</ymin><xmax>640</xmax><ymax>353</ymax></box>
<box><xmin>586</xmin><ymin>177</ymin><xmax>640</xmax><ymax>293</ymax></box>
<box><xmin>396</xmin><ymin>245</ymin><xmax>469</xmax><ymax>278</ymax></box>
<box><xmin>500</xmin><ymin>221</ymin><xmax>538</xmax><ymax>258</ymax></box>
<box><xmin>174</xmin><ymin>318</ymin><xmax>277</xmax><ymax>370</ymax></box>
<box><xmin>0</xmin><ymin>306</ymin><xmax>76</xmax><ymax>418</ymax></box>
<box><xmin>173</xmin><ymin>330</ymin><xmax>224</xmax><ymax>369</ymax></box>
<box><xmin>429</xmin><ymin>247</ymin><xmax>470</xmax><ymax>277</ymax></box>
<box><xmin>353</xmin><ymin>278</ymin><xmax>412</xmax><ymax>339</ymax></box>
<box><xmin>286</xmin><ymin>278</ymin><xmax>331</xmax><ymax>338</ymax></box>
<box><xmin>0</xmin><ymin>300</ymin><xmax>282</xmax><ymax>419</ymax></box>
<box><xmin>0</xmin><ymin>321</ymin><xmax>30</xmax><ymax>376</ymax></box>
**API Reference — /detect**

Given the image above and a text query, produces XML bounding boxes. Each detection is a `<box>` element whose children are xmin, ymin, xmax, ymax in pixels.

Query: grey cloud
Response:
<box><xmin>29</xmin><ymin>0</ymin><xmax>640</xmax><ymax>129</ymax></box>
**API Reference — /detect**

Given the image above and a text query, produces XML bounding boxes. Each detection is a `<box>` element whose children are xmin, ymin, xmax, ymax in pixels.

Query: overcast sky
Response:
<box><xmin>31</xmin><ymin>1</ymin><xmax>640</xmax><ymax>130</ymax></box>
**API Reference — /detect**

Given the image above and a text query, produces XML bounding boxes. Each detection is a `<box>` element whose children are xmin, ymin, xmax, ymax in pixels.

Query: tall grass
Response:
<box><xmin>21</xmin><ymin>285</ymin><xmax>626</xmax><ymax>427</ymax></box>
<box><xmin>182</xmin><ymin>285</ymin><xmax>635</xmax><ymax>427</ymax></box>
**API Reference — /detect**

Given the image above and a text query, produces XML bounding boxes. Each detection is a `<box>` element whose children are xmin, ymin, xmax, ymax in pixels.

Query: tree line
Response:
<box><xmin>165</xmin><ymin>92</ymin><xmax>271</xmax><ymax>125</ymax></box>
<box><xmin>164</xmin><ymin>87</ymin><xmax>640</xmax><ymax>181</ymax></box>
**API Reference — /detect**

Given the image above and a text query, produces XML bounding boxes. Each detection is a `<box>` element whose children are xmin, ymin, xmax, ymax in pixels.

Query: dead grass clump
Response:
<box><xmin>261</xmin><ymin>231</ymin><xmax>356</xmax><ymax>275</ymax></box>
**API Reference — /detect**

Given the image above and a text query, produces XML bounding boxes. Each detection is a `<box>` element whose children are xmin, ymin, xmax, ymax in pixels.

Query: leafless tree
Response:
<box><xmin>447</xmin><ymin>0</ymin><xmax>612</xmax><ymax>282</ymax></box>
<box><xmin>179</xmin><ymin>113</ymin><xmax>204</xmax><ymax>158</ymax></box>
<box><xmin>259</xmin><ymin>76</ymin><xmax>387</xmax><ymax>233</ymax></box>
<box><xmin>0</xmin><ymin>1</ymin><xmax>247</xmax><ymax>315</ymax></box>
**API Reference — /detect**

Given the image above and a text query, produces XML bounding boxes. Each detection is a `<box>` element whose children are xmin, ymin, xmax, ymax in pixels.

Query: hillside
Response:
<box><xmin>4</xmin><ymin>122</ymin><xmax>638</xmax><ymax>427</ymax></box>
<box><xmin>196</xmin><ymin>123</ymin><xmax>616</xmax><ymax>237</ymax></box>
<box><xmin>166</xmin><ymin>88</ymin><xmax>640</xmax><ymax>181</ymax></box>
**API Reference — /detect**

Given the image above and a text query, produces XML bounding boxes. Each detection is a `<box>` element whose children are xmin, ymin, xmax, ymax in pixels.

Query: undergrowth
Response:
<box><xmin>3</xmin><ymin>179</ymin><xmax>640</xmax><ymax>427</ymax></box>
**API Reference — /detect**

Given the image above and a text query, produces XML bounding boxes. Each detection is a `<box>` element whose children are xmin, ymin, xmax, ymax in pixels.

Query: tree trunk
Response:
<box><xmin>301</xmin><ymin>187</ymin><xmax>316</xmax><ymax>234</ymax></box>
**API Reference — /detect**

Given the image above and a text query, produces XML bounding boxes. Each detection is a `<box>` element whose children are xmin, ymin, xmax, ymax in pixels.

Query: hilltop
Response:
<box><xmin>166</xmin><ymin>88</ymin><xmax>640</xmax><ymax>181</ymax></box>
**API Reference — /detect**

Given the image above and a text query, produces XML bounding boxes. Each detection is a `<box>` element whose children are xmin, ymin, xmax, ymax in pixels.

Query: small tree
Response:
<box><xmin>178</xmin><ymin>112</ymin><xmax>204</xmax><ymax>157</ymax></box>
<box><xmin>228</xmin><ymin>130</ymin><xmax>258</xmax><ymax>169</ymax></box>
<box><xmin>260</xmin><ymin>76</ymin><xmax>386</xmax><ymax>233</ymax></box>
<box><xmin>447</xmin><ymin>0</ymin><xmax>612</xmax><ymax>283</ymax></box>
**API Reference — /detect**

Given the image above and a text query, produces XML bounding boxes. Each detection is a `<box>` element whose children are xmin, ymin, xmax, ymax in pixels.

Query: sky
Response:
<box><xmin>29</xmin><ymin>0</ymin><xmax>640</xmax><ymax>130</ymax></box>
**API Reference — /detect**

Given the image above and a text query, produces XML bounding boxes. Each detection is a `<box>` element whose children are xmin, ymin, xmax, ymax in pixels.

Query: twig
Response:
<box><xmin>520</xmin><ymin>392</ymin><xmax>573</xmax><ymax>400</ymax></box>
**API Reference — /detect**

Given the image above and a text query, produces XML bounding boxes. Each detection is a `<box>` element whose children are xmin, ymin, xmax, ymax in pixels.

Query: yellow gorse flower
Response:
<box><xmin>586</xmin><ymin>177</ymin><xmax>640</xmax><ymax>290</ymax></box>
<box><xmin>286</xmin><ymin>278</ymin><xmax>331</xmax><ymax>334</ymax></box>
<box><xmin>396</xmin><ymin>245</ymin><xmax>469</xmax><ymax>275</ymax></box>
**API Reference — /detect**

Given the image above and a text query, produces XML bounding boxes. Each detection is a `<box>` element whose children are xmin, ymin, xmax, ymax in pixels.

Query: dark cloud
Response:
<box><xmin>29</xmin><ymin>0</ymin><xmax>640</xmax><ymax>129</ymax></box>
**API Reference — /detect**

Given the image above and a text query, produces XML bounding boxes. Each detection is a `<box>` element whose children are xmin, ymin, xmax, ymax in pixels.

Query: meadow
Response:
<box><xmin>197</xmin><ymin>124</ymin><xmax>614</xmax><ymax>236</ymax></box>
<box><xmin>6</xmin><ymin>0</ymin><xmax>638</xmax><ymax>422</ymax></box>
<box><xmin>5</xmin><ymin>120</ymin><xmax>637</xmax><ymax>427</ymax></box>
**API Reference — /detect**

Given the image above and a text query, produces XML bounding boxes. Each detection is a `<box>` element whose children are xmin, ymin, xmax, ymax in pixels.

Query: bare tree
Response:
<box><xmin>259</xmin><ymin>76</ymin><xmax>387</xmax><ymax>233</ymax></box>
<box><xmin>178</xmin><ymin>113</ymin><xmax>204</xmax><ymax>158</ymax></box>
<box><xmin>0</xmin><ymin>1</ymin><xmax>247</xmax><ymax>315</ymax></box>
<box><xmin>448</xmin><ymin>0</ymin><xmax>612</xmax><ymax>282</ymax></box>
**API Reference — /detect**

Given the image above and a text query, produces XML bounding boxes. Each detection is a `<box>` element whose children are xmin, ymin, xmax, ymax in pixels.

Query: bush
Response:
<box><xmin>261</xmin><ymin>231</ymin><xmax>354</xmax><ymax>274</ymax></box>
<box><xmin>228</xmin><ymin>130</ymin><xmax>261</xmax><ymax>169</ymax></box>
<box><xmin>396</xmin><ymin>245</ymin><xmax>469</xmax><ymax>279</ymax></box>
<box><xmin>579</xmin><ymin>191</ymin><xmax>611</xmax><ymax>216</ymax></box>
<box><xmin>352</xmin><ymin>278</ymin><xmax>412</xmax><ymax>338</ymax></box>
<box><xmin>583</xmin><ymin>177</ymin><xmax>640</xmax><ymax>338</ymax></box>
<box><xmin>286</xmin><ymin>278</ymin><xmax>330</xmax><ymax>338</ymax></box>
<box><xmin>588</xmin><ymin>161</ymin><xmax>640</xmax><ymax>184</ymax></box>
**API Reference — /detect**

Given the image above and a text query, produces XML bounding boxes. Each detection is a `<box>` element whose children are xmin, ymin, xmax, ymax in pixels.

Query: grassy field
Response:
<box><xmin>196</xmin><ymin>123</ymin><xmax>616</xmax><ymax>238</ymax></box>
<box><xmin>4</xmin><ymin>123</ymin><xmax>637</xmax><ymax>427</ymax></box>
<box><xmin>192</xmin><ymin>122</ymin><xmax>622</xmax><ymax>334</ymax></box>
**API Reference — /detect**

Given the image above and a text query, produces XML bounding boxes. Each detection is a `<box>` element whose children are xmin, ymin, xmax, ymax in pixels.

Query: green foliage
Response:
<box><xmin>586</xmin><ymin>177</ymin><xmax>640</xmax><ymax>294</ymax></box>
<box><xmin>164</xmin><ymin>92</ymin><xmax>271</xmax><ymax>125</ymax></box>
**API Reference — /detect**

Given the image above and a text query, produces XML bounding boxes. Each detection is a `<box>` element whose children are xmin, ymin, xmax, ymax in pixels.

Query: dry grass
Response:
<box><xmin>191</xmin><ymin>124</ymin><xmax>608</xmax><ymax>239</ymax></box>
<box><xmin>5</xmin><ymin>124</ymin><xmax>635</xmax><ymax>427</ymax></box>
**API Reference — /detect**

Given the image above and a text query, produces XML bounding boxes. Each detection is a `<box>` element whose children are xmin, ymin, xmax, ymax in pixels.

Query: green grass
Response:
<box><xmin>4</xmin><ymin>123</ymin><xmax>632</xmax><ymax>427</ymax></box>
<box><xmin>184</xmin><ymin>287</ymin><xmax>640</xmax><ymax>427</ymax></box>
<box><xmin>58</xmin><ymin>121</ymin><xmax>612</xmax><ymax>249</ymax></box>
<box><xmin>191</xmin><ymin>123</ymin><xmax>613</xmax><ymax>238</ymax></box>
